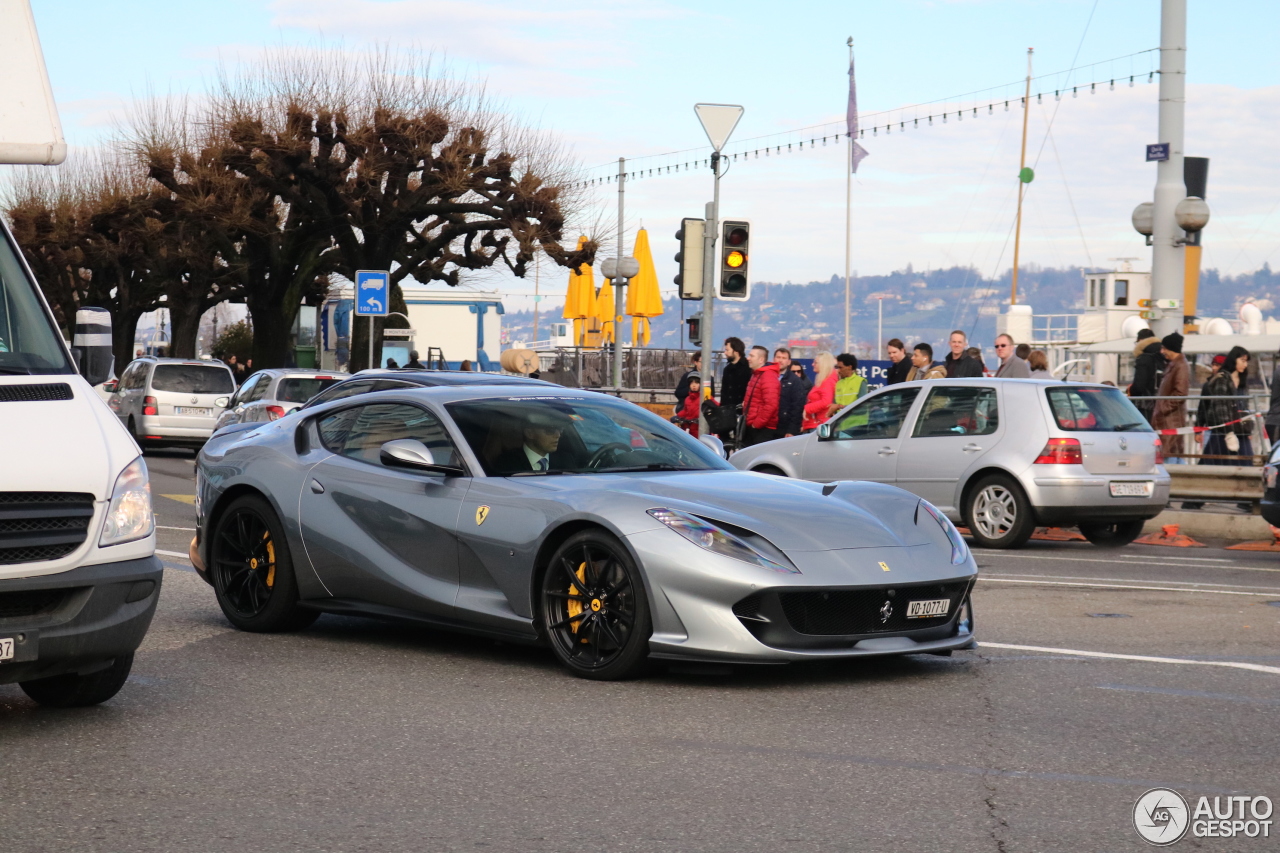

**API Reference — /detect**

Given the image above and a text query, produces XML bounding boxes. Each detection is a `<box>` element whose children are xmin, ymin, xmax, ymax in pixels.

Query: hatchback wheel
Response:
<box><xmin>1078</xmin><ymin>519</ymin><xmax>1145</xmax><ymax>548</ymax></box>
<box><xmin>540</xmin><ymin>530</ymin><xmax>652</xmax><ymax>680</ymax></box>
<box><xmin>965</xmin><ymin>474</ymin><xmax>1034</xmax><ymax>549</ymax></box>
<box><xmin>210</xmin><ymin>495</ymin><xmax>317</xmax><ymax>632</ymax></box>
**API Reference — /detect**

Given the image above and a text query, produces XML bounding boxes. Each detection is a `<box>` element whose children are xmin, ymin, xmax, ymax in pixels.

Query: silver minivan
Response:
<box><xmin>213</xmin><ymin>368</ymin><xmax>346</xmax><ymax>431</ymax></box>
<box><xmin>110</xmin><ymin>357</ymin><xmax>235</xmax><ymax>448</ymax></box>
<box><xmin>729</xmin><ymin>378</ymin><xmax>1171</xmax><ymax>549</ymax></box>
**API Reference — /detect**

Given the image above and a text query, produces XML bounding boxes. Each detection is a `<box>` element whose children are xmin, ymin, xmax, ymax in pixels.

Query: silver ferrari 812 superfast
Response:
<box><xmin>192</xmin><ymin>385</ymin><xmax>977</xmax><ymax>679</ymax></box>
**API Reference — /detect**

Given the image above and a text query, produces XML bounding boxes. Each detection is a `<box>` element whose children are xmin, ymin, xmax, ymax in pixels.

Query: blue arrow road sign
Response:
<box><xmin>355</xmin><ymin>270</ymin><xmax>390</xmax><ymax>316</ymax></box>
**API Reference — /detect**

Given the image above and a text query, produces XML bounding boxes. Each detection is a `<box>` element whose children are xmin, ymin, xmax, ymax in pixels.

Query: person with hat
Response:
<box><xmin>1152</xmin><ymin>332</ymin><xmax>1189</xmax><ymax>463</ymax></box>
<box><xmin>494</xmin><ymin>408</ymin><xmax>575</xmax><ymax>473</ymax></box>
<box><xmin>1128</xmin><ymin>328</ymin><xmax>1164</xmax><ymax>424</ymax></box>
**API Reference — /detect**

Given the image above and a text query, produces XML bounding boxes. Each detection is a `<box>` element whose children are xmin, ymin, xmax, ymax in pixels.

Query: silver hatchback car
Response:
<box><xmin>730</xmin><ymin>378</ymin><xmax>1171</xmax><ymax>548</ymax></box>
<box><xmin>110</xmin><ymin>356</ymin><xmax>236</xmax><ymax>448</ymax></box>
<box><xmin>214</xmin><ymin>368</ymin><xmax>347</xmax><ymax>431</ymax></box>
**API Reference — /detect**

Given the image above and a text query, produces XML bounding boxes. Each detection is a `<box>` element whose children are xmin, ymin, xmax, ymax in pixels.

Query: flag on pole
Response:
<box><xmin>846</xmin><ymin>52</ymin><xmax>870</xmax><ymax>173</ymax></box>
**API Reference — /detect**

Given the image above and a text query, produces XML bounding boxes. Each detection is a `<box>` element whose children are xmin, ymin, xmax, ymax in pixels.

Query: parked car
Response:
<box><xmin>214</xmin><ymin>368</ymin><xmax>347</xmax><ymax>431</ymax></box>
<box><xmin>299</xmin><ymin>368</ymin><xmax>553</xmax><ymax>410</ymax></box>
<box><xmin>110</xmin><ymin>356</ymin><xmax>236</xmax><ymax>448</ymax></box>
<box><xmin>730</xmin><ymin>378</ymin><xmax>1171</xmax><ymax>549</ymax></box>
<box><xmin>192</xmin><ymin>385</ymin><xmax>977</xmax><ymax>679</ymax></box>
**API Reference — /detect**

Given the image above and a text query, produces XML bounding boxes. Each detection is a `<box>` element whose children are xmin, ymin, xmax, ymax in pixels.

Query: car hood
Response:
<box><xmin>530</xmin><ymin>470</ymin><xmax>934</xmax><ymax>552</ymax></box>
<box><xmin>0</xmin><ymin>376</ymin><xmax>139</xmax><ymax>499</ymax></box>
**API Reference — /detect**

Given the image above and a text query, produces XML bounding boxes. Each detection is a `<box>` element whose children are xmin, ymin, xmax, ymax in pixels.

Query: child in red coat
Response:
<box><xmin>672</xmin><ymin>376</ymin><xmax>705</xmax><ymax>437</ymax></box>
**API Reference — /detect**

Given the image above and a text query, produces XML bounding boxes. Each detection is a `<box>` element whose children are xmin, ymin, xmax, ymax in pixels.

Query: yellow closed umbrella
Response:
<box><xmin>561</xmin><ymin>236</ymin><xmax>595</xmax><ymax>345</ymax></box>
<box><xmin>626</xmin><ymin>227</ymin><xmax>664</xmax><ymax>346</ymax></box>
<box><xmin>595</xmin><ymin>276</ymin><xmax>615</xmax><ymax>344</ymax></box>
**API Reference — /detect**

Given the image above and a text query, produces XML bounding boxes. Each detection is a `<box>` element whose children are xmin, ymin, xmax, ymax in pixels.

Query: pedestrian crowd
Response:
<box><xmin>672</xmin><ymin>329</ymin><xmax>1052</xmax><ymax>449</ymax></box>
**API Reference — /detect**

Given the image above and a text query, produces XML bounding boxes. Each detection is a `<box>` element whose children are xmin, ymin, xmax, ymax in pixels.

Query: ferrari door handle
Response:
<box><xmin>309</xmin><ymin>478</ymin><xmax>325</xmax><ymax>494</ymax></box>
<box><xmin>962</xmin><ymin>443</ymin><xmax>982</xmax><ymax>452</ymax></box>
<box><xmin>877</xmin><ymin>447</ymin><xmax>896</xmax><ymax>456</ymax></box>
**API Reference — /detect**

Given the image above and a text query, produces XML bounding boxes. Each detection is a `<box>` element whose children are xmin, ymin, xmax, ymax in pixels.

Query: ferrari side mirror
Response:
<box><xmin>379</xmin><ymin>439</ymin><xmax>464</xmax><ymax>476</ymax></box>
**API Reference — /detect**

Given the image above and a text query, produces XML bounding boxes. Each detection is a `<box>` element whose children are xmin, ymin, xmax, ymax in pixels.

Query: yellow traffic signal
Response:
<box><xmin>719</xmin><ymin>220</ymin><xmax>750</xmax><ymax>299</ymax></box>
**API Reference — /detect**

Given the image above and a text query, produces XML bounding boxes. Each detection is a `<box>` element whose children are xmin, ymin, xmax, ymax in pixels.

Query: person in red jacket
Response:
<box><xmin>741</xmin><ymin>345</ymin><xmax>780</xmax><ymax>447</ymax></box>
<box><xmin>671</xmin><ymin>376</ymin><xmax>704</xmax><ymax>437</ymax></box>
<box><xmin>802</xmin><ymin>351</ymin><xmax>838</xmax><ymax>432</ymax></box>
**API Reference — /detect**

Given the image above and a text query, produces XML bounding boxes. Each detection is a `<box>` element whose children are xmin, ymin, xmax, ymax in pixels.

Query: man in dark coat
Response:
<box><xmin>1128</xmin><ymin>329</ymin><xmax>1164</xmax><ymax>424</ymax></box>
<box><xmin>944</xmin><ymin>330</ymin><xmax>984</xmax><ymax>378</ymax></box>
<box><xmin>773</xmin><ymin>347</ymin><xmax>806</xmax><ymax>437</ymax></box>
<box><xmin>719</xmin><ymin>336</ymin><xmax>752</xmax><ymax>412</ymax></box>
<box><xmin>1153</xmin><ymin>332</ymin><xmax>1189</xmax><ymax>462</ymax></box>
<box><xmin>492</xmin><ymin>409</ymin><xmax>576</xmax><ymax>474</ymax></box>
<box><xmin>885</xmin><ymin>338</ymin><xmax>911</xmax><ymax>385</ymax></box>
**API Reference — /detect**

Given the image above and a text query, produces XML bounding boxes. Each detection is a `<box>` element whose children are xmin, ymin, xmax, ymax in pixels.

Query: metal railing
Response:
<box><xmin>533</xmin><ymin>347</ymin><xmax>698</xmax><ymax>391</ymax></box>
<box><xmin>1127</xmin><ymin>394</ymin><xmax>1271</xmax><ymax>465</ymax></box>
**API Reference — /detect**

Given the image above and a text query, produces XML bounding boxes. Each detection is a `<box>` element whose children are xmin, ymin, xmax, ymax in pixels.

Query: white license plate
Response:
<box><xmin>0</xmin><ymin>638</ymin><xmax>13</xmax><ymax>662</ymax></box>
<box><xmin>1109</xmin><ymin>481</ymin><xmax>1154</xmax><ymax>497</ymax></box>
<box><xmin>174</xmin><ymin>407</ymin><xmax>212</xmax><ymax>416</ymax></box>
<box><xmin>906</xmin><ymin>599</ymin><xmax>950</xmax><ymax>619</ymax></box>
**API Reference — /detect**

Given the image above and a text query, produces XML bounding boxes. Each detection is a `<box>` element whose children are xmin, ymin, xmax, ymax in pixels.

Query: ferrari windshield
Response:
<box><xmin>447</xmin><ymin>396</ymin><xmax>731</xmax><ymax>476</ymax></box>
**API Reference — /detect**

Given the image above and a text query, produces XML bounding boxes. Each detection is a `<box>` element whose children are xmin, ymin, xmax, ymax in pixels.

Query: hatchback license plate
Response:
<box><xmin>175</xmin><ymin>407</ymin><xmax>211</xmax><ymax>416</ymax></box>
<box><xmin>0</xmin><ymin>638</ymin><xmax>13</xmax><ymax>662</ymax></box>
<box><xmin>1109</xmin><ymin>481</ymin><xmax>1153</xmax><ymax>497</ymax></box>
<box><xmin>906</xmin><ymin>599</ymin><xmax>950</xmax><ymax>619</ymax></box>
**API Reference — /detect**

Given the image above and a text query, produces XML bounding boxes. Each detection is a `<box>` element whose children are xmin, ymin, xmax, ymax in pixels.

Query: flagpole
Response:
<box><xmin>844</xmin><ymin>36</ymin><xmax>853</xmax><ymax>354</ymax></box>
<box><xmin>1011</xmin><ymin>47</ymin><xmax>1033</xmax><ymax>305</ymax></box>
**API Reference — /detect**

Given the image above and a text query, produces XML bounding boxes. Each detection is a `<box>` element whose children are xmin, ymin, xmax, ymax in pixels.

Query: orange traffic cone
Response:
<box><xmin>1032</xmin><ymin>527</ymin><xmax>1088</xmax><ymax>542</ymax></box>
<box><xmin>1133</xmin><ymin>523</ymin><xmax>1205</xmax><ymax>548</ymax></box>
<box><xmin>1225</xmin><ymin>525</ymin><xmax>1280</xmax><ymax>552</ymax></box>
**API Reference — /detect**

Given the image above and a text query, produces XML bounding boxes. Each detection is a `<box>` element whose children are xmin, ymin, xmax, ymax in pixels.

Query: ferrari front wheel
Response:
<box><xmin>540</xmin><ymin>530</ymin><xmax>652</xmax><ymax>680</ymax></box>
<box><xmin>210</xmin><ymin>495</ymin><xmax>317</xmax><ymax>633</ymax></box>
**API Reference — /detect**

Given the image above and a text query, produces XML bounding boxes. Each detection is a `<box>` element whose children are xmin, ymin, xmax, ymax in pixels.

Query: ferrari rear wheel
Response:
<box><xmin>540</xmin><ymin>530</ymin><xmax>652</xmax><ymax>680</ymax></box>
<box><xmin>210</xmin><ymin>495</ymin><xmax>317</xmax><ymax>633</ymax></box>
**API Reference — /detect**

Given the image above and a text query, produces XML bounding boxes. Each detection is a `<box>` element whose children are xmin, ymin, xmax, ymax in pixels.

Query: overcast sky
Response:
<box><xmin>25</xmin><ymin>0</ymin><xmax>1280</xmax><ymax>315</ymax></box>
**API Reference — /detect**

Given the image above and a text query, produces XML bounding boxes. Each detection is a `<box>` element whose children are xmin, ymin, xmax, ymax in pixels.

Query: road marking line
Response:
<box><xmin>981</xmin><ymin>642</ymin><xmax>1280</xmax><ymax>676</ymax></box>
<box><xmin>156</xmin><ymin>525</ymin><xmax>196</xmax><ymax>531</ymax></box>
<box><xmin>160</xmin><ymin>494</ymin><xmax>196</xmax><ymax>505</ymax></box>
<box><xmin>977</xmin><ymin>577</ymin><xmax>1280</xmax><ymax>597</ymax></box>
<box><xmin>983</xmin><ymin>571</ymin><xmax>1280</xmax><ymax>592</ymax></box>
<box><xmin>975</xmin><ymin>551</ymin><xmax>1280</xmax><ymax>573</ymax></box>
<box><xmin>1096</xmin><ymin>684</ymin><xmax>1280</xmax><ymax>706</ymax></box>
<box><xmin>156</xmin><ymin>549</ymin><xmax>191</xmax><ymax>561</ymax></box>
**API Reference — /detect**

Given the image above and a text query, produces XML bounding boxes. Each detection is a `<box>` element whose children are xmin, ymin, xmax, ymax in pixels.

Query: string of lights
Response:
<box><xmin>567</xmin><ymin>48</ymin><xmax>1158</xmax><ymax>189</ymax></box>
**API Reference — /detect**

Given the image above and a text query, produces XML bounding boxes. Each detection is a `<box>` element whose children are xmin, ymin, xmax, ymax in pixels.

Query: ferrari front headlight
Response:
<box><xmin>647</xmin><ymin>508</ymin><xmax>798</xmax><ymax>574</ymax></box>
<box><xmin>919</xmin><ymin>499</ymin><xmax>968</xmax><ymax>565</ymax></box>
<box><xmin>100</xmin><ymin>456</ymin><xmax>155</xmax><ymax>546</ymax></box>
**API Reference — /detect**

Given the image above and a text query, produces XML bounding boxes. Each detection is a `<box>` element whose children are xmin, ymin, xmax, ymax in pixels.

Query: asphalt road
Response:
<box><xmin>2</xmin><ymin>450</ymin><xmax>1278</xmax><ymax>852</ymax></box>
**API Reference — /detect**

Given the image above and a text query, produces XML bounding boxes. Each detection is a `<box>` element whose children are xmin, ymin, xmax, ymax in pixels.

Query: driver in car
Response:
<box><xmin>495</xmin><ymin>409</ymin><xmax>576</xmax><ymax>473</ymax></box>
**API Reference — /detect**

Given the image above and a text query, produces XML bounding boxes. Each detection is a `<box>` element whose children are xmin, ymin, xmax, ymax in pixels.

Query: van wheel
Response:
<box><xmin>127</xmin><ymin>417</ymin><xmax>144</xmax><ymax>448</ymax></box>
<box><xmin>210</xmin><ymin>495</ymin><xmax>318</xmax><ymax>632</ymax></box>
<box><xmin>1078</xmin><ymin>520</ymin><xmax>1145</xmax><ymax>548</ymax></box>
<box><xmin>20</xmin><ymin>654</ymin><xmax>134</xmax><ymax>707</ymax></box>
<box><xmin>964</xmin><ymin>474</ymin><xmax>1034</xmax><ymax>549</ymax></box>
<box><xmin>752</xmin><ymin>465</ymin><xmax>786</xmax><ymax>476</ymax></box>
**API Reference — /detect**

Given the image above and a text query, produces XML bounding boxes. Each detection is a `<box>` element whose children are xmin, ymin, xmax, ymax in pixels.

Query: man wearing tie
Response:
<box><xmin>494</xmin><ymin>409</ymin><xmax>573</xmax><ymax>473</ymax></box>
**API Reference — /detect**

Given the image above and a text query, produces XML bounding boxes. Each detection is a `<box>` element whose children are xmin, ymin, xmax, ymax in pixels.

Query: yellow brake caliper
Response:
<box><xmin>263</xmin><ymin>532</ymin><xmax>276</xmax><ymax>589</ymax></box>
<box><xmin>566</xmin><ymin>563</ymin><xmax>587</xmax><ymax>638</ymax></box>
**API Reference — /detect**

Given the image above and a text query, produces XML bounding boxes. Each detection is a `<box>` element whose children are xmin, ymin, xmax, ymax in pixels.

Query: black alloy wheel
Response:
<box><xmin>1078</xmin><ymin>519</ymin><xmax>1146</xmax><ymax>548</ymax></box>
<box><xmin>210</xmin><ymin>495</ymin><xmax>317</xmax><ymax>632</ymax></box>
<box><xmin>540</xmin><ymin>530</ymin><xmax>652</xmax><ymax>680</ymax></box>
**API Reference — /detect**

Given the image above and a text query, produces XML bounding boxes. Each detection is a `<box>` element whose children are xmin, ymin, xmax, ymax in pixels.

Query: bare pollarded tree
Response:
<box><xmin>145</xmin><ymin>48</ymin><xmax>598</xmax><ymax>370</ymax></box>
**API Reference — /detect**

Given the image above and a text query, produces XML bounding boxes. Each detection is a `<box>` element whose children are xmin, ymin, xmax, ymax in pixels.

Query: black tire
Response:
<box><xmin>540</xmin><ymin>530</ymin><xmax>652</xmax><ymax>680</ymax></box>
<box><xmin>127</xmin><ymin>416</ymin><xmax>145</xmax><ymax>449</ymax></box>
<box><xmin>210</xmin><ymin>494</ymin><xmax>318</xmax><ymax>632</ymax></box>
<box><xmin>1078</xmin><ymin>519</ymin><xmax>1146</xmax><ymax>548</ymax></box>
<box><xmin>964</xmin><ymin>473</ymin><xmax>1035</xmax><ymax>549</ymax></box>
<box><xmin>752</xmin><ymin>465</ymin><xmax>787</xmax><ymax>476</ymax></box>
<box><xmin>20</xmin><ymin>654</ymin><xmax>134</xmax><ymax>707</ymax></box>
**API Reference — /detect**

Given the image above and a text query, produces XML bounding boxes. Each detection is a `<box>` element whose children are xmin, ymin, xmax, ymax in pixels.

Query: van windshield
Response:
<box><xmin>0</xmin><ymin>227</ymin><xmax>75</xmax><ymax>375</ymax></box>
<box><xmin>152</xmin><ymin>364</ymin><xmax>235</xmax><ymax>394</ymax></box>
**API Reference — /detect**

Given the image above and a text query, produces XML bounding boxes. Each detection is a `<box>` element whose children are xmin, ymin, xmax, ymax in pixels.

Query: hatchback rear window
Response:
<box><xmin>277</xmin><ymin>377</ymin><xmax>342</xmax><ymax>403</ymax></box>
<box><xmin>151</xmin><ymin>364</ymin><xmax>235</xmax><ymax>394</ymax></box>
<box><xmin>1045</xmin><ymin>386</ymin><xmax>1153</xmax><ymax>432</ymax></box>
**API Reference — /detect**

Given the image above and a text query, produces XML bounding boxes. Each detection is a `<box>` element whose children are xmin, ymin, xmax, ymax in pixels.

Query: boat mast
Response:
<box><xmin>1010</xmin><ymin>48</ymin><xmax>1033</xmax><ymax>305</ymax></box>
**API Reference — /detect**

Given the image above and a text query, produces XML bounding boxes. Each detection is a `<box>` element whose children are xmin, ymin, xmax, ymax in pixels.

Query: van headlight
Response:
<box><xmin>100</xmin><ymin>457</ymin><xmax>155</xmax><ymax>546</ymax></box>
<box><xmin>647</xmin><ymin>508</ymin><xmax>798</xmax><ymax>574</ymax></box>
<box><xmin>919</xmin><ymin>499</ymin><xmax>969</xmax><ymax>565</ymax></box>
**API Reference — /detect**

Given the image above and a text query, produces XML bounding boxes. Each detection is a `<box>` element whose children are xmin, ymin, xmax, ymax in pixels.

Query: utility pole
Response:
<box><xmin>1149</xmin><ymin>0</ymin><xmax>1187</xmax><ymax>338</ymax></box>
<box><xmin>1010</xmin><ymin>47</ymin><xmax>1033</xmax><ymax>305</ymax></box>
<box><xmin>612</xmin><ymin>157</ymin><xmax>626</xmax><ymax>389</ymax></box>
<box><xmin>844</xmin><ymin>36</ymin><xmax>853</xmax><ymax>353</ymax></box>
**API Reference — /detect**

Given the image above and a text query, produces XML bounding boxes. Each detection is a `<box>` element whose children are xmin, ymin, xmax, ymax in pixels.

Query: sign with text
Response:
<box><xmin>355</xmin><ymin>270</ymin><xmax>390</xmax><ymax>316</ymax></box>
<box><xmin>1146</xmin><ymin>143</ymin><xmax>1170</xmax><ymax>162</ymax></box>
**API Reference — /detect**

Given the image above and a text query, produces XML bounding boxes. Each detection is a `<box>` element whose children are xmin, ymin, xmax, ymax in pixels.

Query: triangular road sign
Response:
<box><xmin>694</xmin><ymin>103</ymin><xmax>744</xmax><ymax>152</ymax></box>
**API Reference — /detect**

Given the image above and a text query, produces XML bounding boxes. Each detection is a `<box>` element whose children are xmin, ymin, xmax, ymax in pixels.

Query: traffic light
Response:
<box><xmin>686</xmin><ymin>312</ymin><xmax>702</xmax><ymax>345</ymax></box>
<box><xmin>719</xmin><ymin>220</ymin><xmax>750</xmax><ymax>299</ymax></box>
<box><xmin>674</xmin><ymin>218</ymin><xmax>705</xmax><ymax>300</ymax></box>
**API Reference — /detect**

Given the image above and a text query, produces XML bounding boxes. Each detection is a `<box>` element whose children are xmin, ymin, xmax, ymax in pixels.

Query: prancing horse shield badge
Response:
<box><xmin>475</xmin><ymin>506</ymin><xmax>490</xmax><ymax>525</ymax></box>
<box><xmin>879</xmin><ymin>561</ymin><xmax>891</xmax><ymax>572</ymax></box>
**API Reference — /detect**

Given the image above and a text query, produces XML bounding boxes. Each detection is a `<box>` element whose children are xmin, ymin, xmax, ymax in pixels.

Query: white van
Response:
<box><xmin>0</xmin><ymin>217</ymin><xmax>162</xmax><ymax>706</ymax></box>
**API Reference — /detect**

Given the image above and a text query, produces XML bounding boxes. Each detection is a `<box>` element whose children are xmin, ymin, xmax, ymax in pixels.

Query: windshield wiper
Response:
<box><xmin>509</xmin><ymin>469</ymin><xmax>577</xmax><ymax>477</ymax></box>
<box><xmin>597</xmin><ymin>463</ymin><xmax>694</xmax><ymax>473</ymax></box>
<box><xmin>1113</xmin><ymin>422</ymin><xmax>1144</xmax><ymax>431</ymax></box>
<box><xmin>0</xmin><ymin>366</ymin><xmax>34</xmax><ymax>375</ymax></box>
